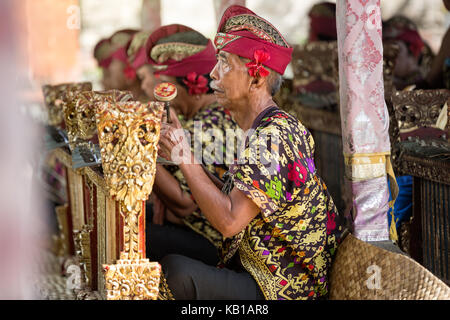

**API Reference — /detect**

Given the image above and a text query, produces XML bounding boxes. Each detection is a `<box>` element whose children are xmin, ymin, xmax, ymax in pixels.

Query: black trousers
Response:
<box><xmin>161</xmin><ymin>254</ymin><xmax>265</xmax><ymax>300</ymax></box>
<box><xmin>145</xmin><ymin>203</ymin><xmax>220</xmax><ymax>266</ymax></box>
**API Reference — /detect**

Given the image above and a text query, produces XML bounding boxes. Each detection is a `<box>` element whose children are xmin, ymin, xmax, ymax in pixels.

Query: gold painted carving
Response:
<box><xmin>73</xmin><ymin>225</ymin><xmax>93</xmax><ymax>287</ymax></box>
<box><xmin>103</xmin><ymin>259</ymin><xmax>161</xmax><ymax>300</ymax></box>
<box><xmin>54</xmin><ymin>204</ymin><xmax>70</xmax><ymax>257</ymax></box>
<box><xmin>76</xmin><ymin>90</ymin><xmax>134</xmax><ymax>141</ymax></box>
<box><xmin>64</xmin><ymin>89</ymin><xmax>134</xmax><ymax>151</ymax></box>
<box><xmin>97</xmin><ymin>101</ymin><xmax>164</xmax><ymax>299</ymax></box>
<box><xmin>42</xmin><ymin>82</ymin><xmax>92</xmax><ymax>128</ymax></box>
<box><xmin>392</xmin><ymin>89</ymin><xmax>450</xmax><ymax>132</ymax></box>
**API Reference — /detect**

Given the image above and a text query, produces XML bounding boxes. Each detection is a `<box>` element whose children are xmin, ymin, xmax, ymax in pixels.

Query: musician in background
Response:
<box><xmin>94</xmin><ymin>29</ymin><xmax>146</xmax><ymax>100</ymax></box>
<box><xmin>93</xmin><ymin>37</ymin><xmax>114</xmax><ymax>90</ymax></box>
<box><xmin>382</xmin><ymin>16</ymin><xmax>427</xmax><ymax>90</ymax></box>
<box><xmin>125</xmin><ymin>30</ymin><xmax>156</xmax><ymax>100</ymax></box>
<box><xmin>308</xmin><ymin>1</ymin><xmax>337</xmax><ymax>42</ymax></box>
<box><xmin>143</xmin><ymin>24</ymin><xmax>239</xmax><ymax>266</ymax></box>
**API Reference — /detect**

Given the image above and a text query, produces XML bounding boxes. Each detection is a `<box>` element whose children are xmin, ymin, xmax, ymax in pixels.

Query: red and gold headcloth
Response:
<box><xmin>108</xmin><ymin>29</ymin><xmax>139</xmax><ymax>79</ymax></box>
<box><xmin>214</xmin><ymin>5</ymin><xmax>293</xmax><ymax>76</ymax></box>
<box><xmin>108</xmin><ymin>29</ymin><xmax>139</xmax><ymax>63</ymax></box>
<box><xmin>127</xmin><ymin>30</ymin><xmax>152</xmax><ymax>70</ymax></box>
<box><xmin>94</xmin><ymin>38</ymin><xmax>114</xmax><ymax>68</ymax></box>
<box><xmin>144</xmin><ymin>24</ymin><xmax>217</xmax><ymax>77</ymax></box>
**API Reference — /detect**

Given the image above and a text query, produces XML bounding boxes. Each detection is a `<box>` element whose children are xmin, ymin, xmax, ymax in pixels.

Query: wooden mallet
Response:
<box><xmin>153</xmin><ymin>82</ymin><xmax>177</xmax><ymax>123</ymax></box>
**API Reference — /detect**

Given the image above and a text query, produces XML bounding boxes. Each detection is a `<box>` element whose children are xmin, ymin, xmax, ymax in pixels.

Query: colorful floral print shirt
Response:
<box><xmin>219</xmin><ymin>106</ymin><xmax>345</xmax><ymax>300</ymax></box>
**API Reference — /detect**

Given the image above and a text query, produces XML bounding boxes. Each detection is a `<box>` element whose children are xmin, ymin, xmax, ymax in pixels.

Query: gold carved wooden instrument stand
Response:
<box><xmin>97</xmin><ymin>100</ymin><xmax>165</xmax><ymax>300</ymax></box>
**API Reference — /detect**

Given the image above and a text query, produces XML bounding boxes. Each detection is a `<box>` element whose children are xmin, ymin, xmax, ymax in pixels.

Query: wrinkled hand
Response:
<box><xmin>158</xmin><ymin>107</ymin><xmax>191</xmax><ymax>164</ymax></box>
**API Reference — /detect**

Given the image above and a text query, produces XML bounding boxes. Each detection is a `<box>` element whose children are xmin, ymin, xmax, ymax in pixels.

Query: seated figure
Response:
<box><xmin>157</xmin><ymin>5</ymin><xmax>346</xmax><ymax>300</ymax></box>
<box><xmin>93</xmin><ymin>37</ymin><xmax>114</xmax><ymax>90</ymax></box>
<box><xmin>142</xmin><ymin>24</ymin><xmax>239</xmax><ymax>266</ymax></box>
<box><xmin>95</xmin><ymin>29</ymin><xmax>147</xmax><ymax>101</ymax></box>
<box><xmin>382</xmin><ymin>16</ymin><xmax>427</xmax><ymax>90</ymax></box>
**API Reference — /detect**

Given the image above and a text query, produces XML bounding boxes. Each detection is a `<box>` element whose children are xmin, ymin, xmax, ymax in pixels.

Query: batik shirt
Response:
<box><xmin>166</xmin><ymin>102</ymin><xmax>238</xmax><ymax>248</ymax></box>
<box><xmin>219</xmin><ymin>106</ymin><xmax>345</xmax><ymax>300</ymax></box>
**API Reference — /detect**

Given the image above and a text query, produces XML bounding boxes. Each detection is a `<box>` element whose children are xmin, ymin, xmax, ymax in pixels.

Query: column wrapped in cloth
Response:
<box><xmin>336</xmin><ymin>0</ymin><xmax>398</xmax><ymax>242</ymax></box>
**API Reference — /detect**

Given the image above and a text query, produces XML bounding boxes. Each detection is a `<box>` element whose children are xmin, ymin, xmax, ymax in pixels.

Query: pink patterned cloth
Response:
<box><xmin>336</xmin><ymin>0</ymin><xmax>391</xmax><ymax>241</ymax></box>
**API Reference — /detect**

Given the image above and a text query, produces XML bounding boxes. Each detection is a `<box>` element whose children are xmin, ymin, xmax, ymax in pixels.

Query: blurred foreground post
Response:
<box><xmin>0</xmin><ymin>0</ymin><xmax>47</xmax><ymax>299</ymax></box>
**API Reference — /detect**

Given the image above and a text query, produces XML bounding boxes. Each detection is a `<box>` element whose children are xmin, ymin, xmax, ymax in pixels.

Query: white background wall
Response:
<box><xmin>78</xmin><ymin>0</ymin><xmax>450</xmax><ymax>84</ymax></box>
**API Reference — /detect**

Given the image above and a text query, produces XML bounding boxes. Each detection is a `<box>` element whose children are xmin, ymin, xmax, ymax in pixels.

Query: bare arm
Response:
<box><xmin>158</xmin><ymin>110</ymin><xmax>260</xmax><ymax>238</ymax></box>
<box><xmin>180</xmin><ymin>155</ymin><xmax>259</xmax><ymax>238</ymax></box>
<box><xmin>153</xmin><ymin>164</ymin><xmax>198</xmax><ymax>218</ymax></box>
<box><xmin>201</xmin><ymin>165</ymin><xmax>225</xmax><ymax>189</ymax></box>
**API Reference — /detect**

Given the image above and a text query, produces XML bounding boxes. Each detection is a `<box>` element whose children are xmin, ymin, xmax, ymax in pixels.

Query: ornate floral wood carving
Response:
<box><xmin>398</xmin><ymin>154</ymin><xmax>450</xmax><ymax>185</ymax></box>
<box><xmin>391</xmin><ymin>89</ymin><xmax>450</xmax><ymax>170</ymax></box>
<box><xmin>285</xmin><ymin>41</ymin><xmax>341</xmax><ymax>133</ymax></box>
<box><xmin>391</xmin><ymin>89</ymin><xmax>450</xmax><ymax>132</ymax></box>
<box><xmin>76</xmin><ymin>90</ymin><xmax>134</xmax><ymax>141</ymax></box>
<box><xmin>42</xmin><ymin>82</ymin><xmax>92</xmax><ymax>128</ymax></box>
<box><xmin>97</xmin><ymin>101</ymin><xmax>164</xmax><ymax>300</ymax></box>
<box><xmin>103</xmin><ymin>258</ymin><xmax>161</xmax><ymax>300</ymax></box>
<box><xmin>63</xmin><ymin>89</ymin><xmax>134</xmax><ymax>152</ymax></box>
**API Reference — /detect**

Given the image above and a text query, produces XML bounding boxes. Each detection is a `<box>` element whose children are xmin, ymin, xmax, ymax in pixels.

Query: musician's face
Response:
<box><xmin>107</xmin><ymin>59</ymin><xmax>129</xmax><ymax>90</ymax></box>
<box><xmin>209</xmin><ymin>50</ymin><xmax>252</xmax><ymax>110</ymax></box>
<box><xmin>137</xmin><ymin>65</ymin><xmax>156</xmax><ymax>99</ymax></box>
<box><xmin>393</xmin><ymin>40</ymin><xmax>419</xmax><ymax>79</ymax></box>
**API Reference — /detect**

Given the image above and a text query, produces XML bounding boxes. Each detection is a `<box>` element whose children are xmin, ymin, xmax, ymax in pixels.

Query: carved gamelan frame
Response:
<box><xmin>52</xmin><ymin>99</ymin><xmax>165</xmax><ymax>300</ymax></box>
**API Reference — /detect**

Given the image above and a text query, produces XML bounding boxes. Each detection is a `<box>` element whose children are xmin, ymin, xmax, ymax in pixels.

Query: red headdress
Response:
<box><xmin>145</xmin><ymin>24</ymin><xmax>217</xmax><ymax>78</ymax></box>
<box><xmin>308</xmin><ymin>2</ymin><xmax>337</xmax><ymax>42</ymax></box>
<box><xmin>108</xmin><ymin>29</ymin><xmax>139</xmax><ymax>79</ymax></box>
<box><xmin>214</xmin><ymin>5</ymin><xmax>293</xmax><ymax>76</ymax></box>
<box><xmin>382</xmin><ymin>16</ymin><xmax>425</xmax><ymax>58</ymax></box>
<box><xmin>126</xmin><ymin>31</ymin><xmax>152</xmax><ymax>70</ymax></box>
<box><xmin>395</xmin><ymin>29</ymin><xmax>424</xmax><ymax>58</ymax></box>
<box><xmin>93</xmin><ymin>38</ymin><xmax>114</xmax><ymax>69</ymax></box>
